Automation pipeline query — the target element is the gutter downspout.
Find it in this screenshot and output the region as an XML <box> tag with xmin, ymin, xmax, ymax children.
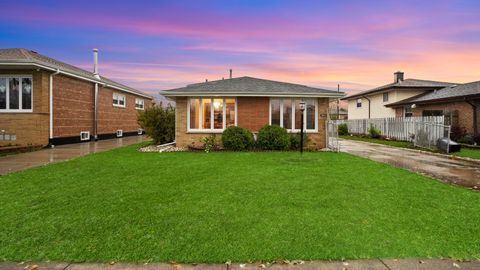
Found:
<box><xmin>49</xmin><ymin>69</ymin><xmax>60</xmax><ymax>144</ymax></box>
<box><xmin>94</xmin><ymin>83</ymin><xmax>99</xmax><ymax>140</ymax></box>
<box><xmin>363</xmin><ymin>96</ymin><xmax>371</xmax><ymax>119</ymax></box>
<box><xmin>466</xmin><ymin>100</ymin><xmax>478</xmax><ymax>135</ymax></box>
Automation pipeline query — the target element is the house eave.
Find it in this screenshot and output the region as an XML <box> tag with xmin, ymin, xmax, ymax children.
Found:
<box><xmin>161</xmin><ymin>92</ymin><xmax>345</xmax><ymax>98</ymax></box>
<box><xmin>0</xmin><ymin>61</ymin><xmax>153</xmax><ymax>99</ymax></box>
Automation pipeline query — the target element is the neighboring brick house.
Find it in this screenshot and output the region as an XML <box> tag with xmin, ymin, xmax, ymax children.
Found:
<box><xmin>386</xmin><ymin>81</ymin><xmax>480</xmax><ymax>135</ymax></box>
<box><xmin>342</xmin><ymin>71</ymin><xmax>455</xmax><ymax>119</ymax></box>
<box><xmin>162</xmin><ymin>76</ymin><xmax>344</xmax><ymax>149</ymax></box>
<box><xmin>0</xmin><ymin>48</ymin><xmax>153</xmax><ymax>148</ymax></box>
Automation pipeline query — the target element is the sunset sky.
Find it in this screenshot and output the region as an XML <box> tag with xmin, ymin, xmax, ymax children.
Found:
<box><xmin>1</xmin><ymin>0</ymin><xmax>479</xmax><ymax>101</ymax></box>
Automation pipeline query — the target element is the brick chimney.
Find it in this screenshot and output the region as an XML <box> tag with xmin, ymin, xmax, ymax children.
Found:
<box><xmin>394</xmin><ymin>71</ymin><xmax>404</xmax><ymax>83</ymax></box>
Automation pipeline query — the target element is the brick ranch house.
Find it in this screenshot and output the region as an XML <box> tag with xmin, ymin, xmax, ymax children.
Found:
<box><xmin>342</xmin><ymin>71</ymin><xmax>455</xmax><ymax>119</ymax></box>
<box><xmin>386</xmin><ymin>80</ymin><xmax>480</xmax><ymax>135</ymax></box>
<box><xmin>162</xmin><ymin>76</ymin><xmax>345</xmax><ymax>149</ymax></box>
<box><xmin>0</xmin><ymin>48</ymin><xmax>153</xmax><ymax>148</ymax></box>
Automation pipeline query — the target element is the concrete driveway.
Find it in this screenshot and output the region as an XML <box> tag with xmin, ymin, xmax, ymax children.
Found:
<box><xmin>0</xmin><ymin>136</ymin><xmax>148</xmax><ymax>175</ymax></box>
<box><xmin>340</xmin><ymin>139</ymin><xmax>480</xmax><ymax>189</ymax></box>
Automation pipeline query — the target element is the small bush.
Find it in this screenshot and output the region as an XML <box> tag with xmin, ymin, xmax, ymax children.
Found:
<box><xmin>290</xmin><ymin>133</ymin><xmax>309</xmax><ymax>150</ymax></box>
<box><xmin>450</xmin><ymin>125</ymin><xmax>467</xmax><ymax>142</ymax></box>
<box><xmin>474</xmin><ymin>134</ymin><xmax>480</xmax><ymax>145</ymax></box>
<box><xmin>338</xmin><ymin>123</ymin><xmax>349</xmax><ymax>136</ymax></box>
<box><xmin>458</xmin><ymin>134</ymin><xmax>475</xmax><ymax>145</ymax></box>
<box><xmin>368</xmin><ymin>124</ymin><xmax>381</xmax><ymax>139</ymax></box>
<box><xmin>221</xmin><ymin>126</ymin><xmax>255</xmax><ymax>151</ymax></box>
<box><xmin>201</xmin><ymin>134</ymin><xmax>218</xmax><ymax>153</ymax></box>
<box><xmin>257</xmin><ymin>125</ymin><xmax>290</xmax><ymax>150</ymax></box>
<box><xmin>137</xmin><ymin>105</ymin><xmax>175</xmax><ymax>145</ymax></box>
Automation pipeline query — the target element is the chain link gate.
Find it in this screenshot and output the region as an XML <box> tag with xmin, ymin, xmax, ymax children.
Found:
<box><xmin>326</xmin><ymin>120</ymin><xmax>340</xmax><ymax>152</ymax></box>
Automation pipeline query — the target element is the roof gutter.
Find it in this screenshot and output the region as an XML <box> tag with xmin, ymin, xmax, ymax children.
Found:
<box><xmin>363</xmin><ymin>96</ymin><xmax>371</xmax><ymax>119</ymax></box>
<box><xmin>0</xmin><ymin>62</ymin><xmax>153</xmax><ymax>99</ymax></box>
<box><xmin>49</xmin><ymin>68</ymin><xmax>60</xmax><ymax>142</ymax></box>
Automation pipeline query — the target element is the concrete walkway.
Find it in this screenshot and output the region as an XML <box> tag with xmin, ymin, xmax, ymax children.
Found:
<box><xmin>340</xmin><ymin>139</ymin><xmax>480</xmax><ymax>189</ymax></box>
<box><xmin>2</xmin><ymin>259</ymin><xmax>480</xmax><ymax>270</ymax></box>
<box><xmin>0</xmin><ymin>136</ymin><xmax>148</xmax><ymax>175</ymax></box>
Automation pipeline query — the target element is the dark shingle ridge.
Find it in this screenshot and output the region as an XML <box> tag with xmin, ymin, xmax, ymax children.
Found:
<box><xmin>0</xmin><ymin>48</ymin><xmax>152</xmax><ymax>98</ymax></box>
<box><xmin>387</xmin><ymin>80</ymin><xmax>480</xmax><ymax>106</ymax></box>
<box><xmin>163</xmin><ymin>76</ymin><xmax>344</xmax><ymax>96</ymax></box>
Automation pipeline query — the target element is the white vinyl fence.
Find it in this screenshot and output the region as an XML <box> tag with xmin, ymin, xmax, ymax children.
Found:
<box><xmin>336</xmin><ymin>116</ymin><xmax>451</xmax><ymax>151</ymax></box>
<box><xmin>326</xmin><ymin>120</ymin><xmax>340</xmax><ymax>152</ymax></box>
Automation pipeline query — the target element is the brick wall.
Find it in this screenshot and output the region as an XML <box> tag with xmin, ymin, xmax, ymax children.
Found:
<box><xmin>174</xmin><ymin>96</ymin><xmax>329</xmax><ymax>149</ymax></box>
<box><xmin>52</xmin><ymin>75</ymin><xmax>95</xmax><ymax>138</ymax></box>
<box><xmin>237</xmin><ymin>97</ymin><xmax>269</xmax><ymax>132</ymax></box>
<box><xmin>412</xmin><ymin>101</ymin><xmax>479</xmax><ymax>134</ymax></box>
<box><xmin>97</xmin><ymin>86</ymin><xmax>152</xmax><ymax>135</ymax></box>
<box><xmin>0</xmin><ymin>69</ymin><xmax>49</xmax><ymax>147</ymax></box>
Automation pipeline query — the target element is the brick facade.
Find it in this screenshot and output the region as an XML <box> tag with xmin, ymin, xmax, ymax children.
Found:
<box><xmin>0</xmin><ymin>69</ymin><xmax>49</xmax><ymax>147</ymax></box>
<box><xmin>175</xmin><ymin>96</ymin><xmax>329</xmax><ymax>150</ymax></box>
<box><xmin>1</xmin><ymin>69</ymin><xmax>152</xmax><ymax>148</ymax></box>
<box><xmin>412</xmin><ymin>101</ymin><xmax>480</xmax><ymax>134</ymax></box>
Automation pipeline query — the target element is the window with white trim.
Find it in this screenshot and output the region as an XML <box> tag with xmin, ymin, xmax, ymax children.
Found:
<box><xmin>113</xmin><ymin>93</ymin><xmax>126</xmax><ymax>107</ymax></box>
<box><xmin>116</xmin><ymin>130</ymin><xmax>123</xmax><ymax>137</ymax></box>
<box><xmin>269</xmin><ymin>98</ymin><xmax>317</xmax><ymax>132</ymax></box>
<box><xmin>404</xmin><ymin>106</ymin><xmax>413</xmax><ymax>118</ymax></box>
<box><xmin>383</xmin><ymin>92</ymin><xmax>389</xmax><ymax>102</ymax></box>
<box><xmin>135</xmin><ymin>98</ymin><xmax>144</xmax><ymax>110</ymax></box>
<box><xmin>356</xmin><ymin>98</ymin><xmax>362</xmax><ymax>108</ymax></box>
<box><xmin>188</xmin><ymin>97</ymin><xmax>236</xmax><ymax>132</ymax></box>
<box><xmin>0</xmin><ymin>75</ymin><xmax>33</xmax><ymax>112</ymax></box>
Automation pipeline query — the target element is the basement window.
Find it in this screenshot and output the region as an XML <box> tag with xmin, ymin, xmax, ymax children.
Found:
<box><xmin>116</xmin><ymin>130</ymin><xmax>123</xmax><ymax>137</ymax></box>
<box><xmin>138</xmin><ymin>129</ymin><xmax>143</xmax><ymax>135</ymax></box>
<box><xmin>0</xmin><ymin>132</ymin><xmax>16</xmax><ymax>141</ymax></box>
<box><xmin>80</xmin><ymin>131</ymin><xmax>90</xmax><ymax>141</ymax></box>
<box><xmin>135</xmin><ymin>98</ymin><xmax>145</xmax><ymax>110</ymax></box>
<box><xmin>113</xmin><ymin>93</ymin><xmax>126</xmax><ymax>108</ymax></box>
<box><xmin>0</xmin><ymin>75</ymin><xmax>33</xmax><ymax>112</ymax></box>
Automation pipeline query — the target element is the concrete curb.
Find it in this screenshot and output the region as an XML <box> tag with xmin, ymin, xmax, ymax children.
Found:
<box><xmin>2</xmin><ymin>259</ymin><xmax>480</xmax><ymax>270</ymax></box>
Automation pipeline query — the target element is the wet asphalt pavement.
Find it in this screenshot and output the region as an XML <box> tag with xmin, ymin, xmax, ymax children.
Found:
<box><xmin>340</xmin><ymin>139</ymin><xmax>480</xmax><ymax>189</ymax></box>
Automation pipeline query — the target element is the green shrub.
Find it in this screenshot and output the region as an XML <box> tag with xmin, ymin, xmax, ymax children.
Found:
<box><xmin>338</xmin><ymin>123</ymin><xmax>349</xmax><ymax>136</ymax></box>
<box><xmin>368</xmin><ymin>124</ymin><xmax>381</xmax><ymax>139</ymax></box>
<box><xmin>290</xmin><ymin>132</ymin><xmax>309</xmax><ymax>150</ymax></box>
<box><xmin>201</xmin><ymin>134</ymin><xmax>218</xmax><ymax>153</ymax></box>
<box><xmin>458</xmin><ymin>134</ymin><xmax>475</xmax><ymax>145</ymax></box>
<box><xmin>221</xmin><ymin>126</ymin><xmax>254</xmax><ymax>151</ymax></box>
<box><xmin>137</xmin><ymin>105</ymin><xmax>175</xmax><ymax>145</ymax></box>
<box><xmin>257</xmin><ymin>125</ymin><xmax>290</xmax><ymax>150</ymax></box>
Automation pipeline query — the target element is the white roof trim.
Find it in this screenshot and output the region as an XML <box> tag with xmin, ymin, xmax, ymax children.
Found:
<box><xmin>0</xmin><ymin>62</ymin><xmax>153</xmax><ymax>99</ymax></box>
<box><xmin>162</xmin><ymin>92</ymin><xmax>345</xmax><ymax>98</ymax></box>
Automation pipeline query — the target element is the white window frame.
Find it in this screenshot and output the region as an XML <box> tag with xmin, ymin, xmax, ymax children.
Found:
<box><xmin>268</xmin><ymin>98</ymin><xmax>318</xmax><ymax>133</ymax></box>
<box><xmin>0</xmin><ymin>75</ymin><xmax>33</xmax><ymax>113</ymax></box>
<box><xmin>186</xmin><ymin>97</ymin><xmax>237</xmax><ymax>133</ymax></box>
<box><xmin>356</xmin><ymin>98</ymin><xmax>362</xmax><ymax>108</ymax></box>
<box><xmin>138</xmin><ymin>128</ymin><xmax>143</xmax><ymax>135</ymax></box>
<box><xmin>404</xmin><ymin>106</ymin><xmax>413</xmax><ymax>118</ymax></box>
<box><xmin>116</xmin><ymin>129</ymin><xmax>123</xmax><ymax>137</ymax></box>
<box><xmin>383</xmin><ymin>92</ymin><xmax>389</xmax><ymax>102</ymax></box>
<box><xmin>113</xmin><ymin>93</ymin><xmax>126</xmax><ymax>108</ymax></box>
<box><xmin>135</xmin><ymin>98</ymin><xmax>144</xmax><ymax>110</ymax></box>
<box><xmin>80</xmin><ymin>131</ymin><xmax>90</xmax><ymax>141</ymax></box>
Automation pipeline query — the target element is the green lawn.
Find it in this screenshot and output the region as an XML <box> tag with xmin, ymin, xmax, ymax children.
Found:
<box><xmin>1</xmin><ymin>144</ymin><xmax>480</xmax><ymax>263</ymax></box>
<box><xmin>340</xmin><ymin>135</ymin><xmax>480</xmax><ymax>160</ymax></box>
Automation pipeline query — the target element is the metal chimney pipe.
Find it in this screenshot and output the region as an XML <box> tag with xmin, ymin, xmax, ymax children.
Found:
<box><xmin>229</xmin><ymin>69</ymin><xmax>232</xmax><ymax>79</ymax></box>
<box><xmin>93</xmin><ymin>48</ymin><xmax>100</xmax><ymax>79</ymax></box>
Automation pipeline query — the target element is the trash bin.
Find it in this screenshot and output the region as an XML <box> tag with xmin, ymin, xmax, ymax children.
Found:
<box><xmin>437</xmin><ymin>138</ymin><xmax>461</xmax><ymax>153</ymax></box>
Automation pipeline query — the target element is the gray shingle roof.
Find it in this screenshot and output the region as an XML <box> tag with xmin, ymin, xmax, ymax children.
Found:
<box><xmin>162</xmin><ymin>76</ymin><xmax>345</xmax><ymax>97</ymax></box>
<box><xmin>342</xmin><ymin>78</ymin><xmax>456</xmax><ymax>100</ymax></box>
<box><xmin>386</xmin><ymin>80</ymin><xmax>480</xmax><ymax>107</ymax></box>
<box><xmin>0</xmin><ymin>48</ymin><xmax>152</xmax><ymax>99</ymax></box>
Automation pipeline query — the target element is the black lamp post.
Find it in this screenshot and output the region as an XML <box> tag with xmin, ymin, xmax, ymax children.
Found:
<box><xmin>299</xmin><ymin>100</ymin><xmax>306</xmax><ymax>155</ymax></box>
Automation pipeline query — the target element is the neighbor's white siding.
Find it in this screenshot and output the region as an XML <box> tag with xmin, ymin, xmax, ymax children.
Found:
<box><xmin>347</xmin><ymin>88</ymin><xmax>428</xmax><ymax>119</ymax></box>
